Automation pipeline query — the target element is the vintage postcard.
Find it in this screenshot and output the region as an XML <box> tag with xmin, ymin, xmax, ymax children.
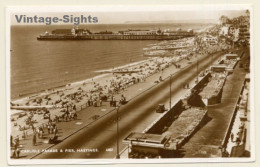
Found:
<box><xmin>6</xmin><ymin>5</ymin><xmax>254</xmax><ymax>164</ymax></box>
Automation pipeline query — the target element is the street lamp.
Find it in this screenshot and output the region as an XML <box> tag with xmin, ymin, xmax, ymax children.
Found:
<box><xmin>115</xmin><ymin>103</ymin><xmax>121</xmax><ymax>159</ymax></box>
<box><xmin>196</xmin><ymin>54</ymin><xmax>199</xmax><ymax>83</ymax></box>
<box><xmin>169</xmin><ymin>74</ymin><xmax>174</xmax><ymax>124</ymax></box>
<box><xmin>169</xmin><ymin>74</ymin><xmax>172</xmax><ymax>109</ymax></box>
<box><xmin>211</xmin><ymin>52</ymin><xmax>213</xmax><ymax>65</ymax></box>
<box><xmin>194</xmin><ymin>38</ymin><xmax>199</xmax><ymax>83</ymax></box>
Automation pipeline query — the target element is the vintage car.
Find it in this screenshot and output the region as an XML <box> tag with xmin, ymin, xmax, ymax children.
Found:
<box><xmin>155</xmin><ymin>104</ymin><xmax>166</xmax><ymax>113</ymax></box>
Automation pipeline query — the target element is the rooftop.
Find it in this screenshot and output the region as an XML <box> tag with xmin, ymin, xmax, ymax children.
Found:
<box><xmin>124</xmin><ymin>132</ymin><xmax>167</xmax><ymax>144</ymax></box>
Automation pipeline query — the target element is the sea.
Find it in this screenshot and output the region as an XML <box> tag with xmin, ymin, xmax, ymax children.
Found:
<box><xmin>10</xmin><ymin>23</ymin><xmax>210</xmax><ymax>100</ymax></box>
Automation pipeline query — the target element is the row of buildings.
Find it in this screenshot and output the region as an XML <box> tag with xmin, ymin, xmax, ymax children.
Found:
<box><xmin>203</xmin><ymin>13</ymin><xmax>250</xmax><ymax>46</ymax></box>
<box><xmin>120</xmin><ymin>28</ymin><xmax>193</xmax><ymax>36</ymax></box>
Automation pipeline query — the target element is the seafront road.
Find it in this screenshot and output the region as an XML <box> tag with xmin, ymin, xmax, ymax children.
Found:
<box><xmin>33</xmin><ymin>49</ymin><xmax>229</xmax><ymax>159</ymax></box>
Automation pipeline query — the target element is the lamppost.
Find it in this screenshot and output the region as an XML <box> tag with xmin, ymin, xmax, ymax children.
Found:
<box><xmin>169</xmin><ymin>74</ymin><xmax>172</xmax><ymax>109</ymax></box>
<box><xmin>196</xmin><ymin>54</ymin><xmax>199</xmax><ymax>83</ymax></box>
<box><xmin>169</xmin><ymin>74</ymin><xmax>174</xmax><ymax>124</ymax></box>
<box><xmin>195</xmin><ymin>37</ymin><xmax>199</xmax><ymax>83</ymax></box>
<box><xmin>211</xmin><ymin>52</ymin><xmax>213</xmax><ymax>65</ymax></box>
<box><xmin>115</xmin><ymin>103</ymin><xmax>121</xmax><ymax>159</ymax></box>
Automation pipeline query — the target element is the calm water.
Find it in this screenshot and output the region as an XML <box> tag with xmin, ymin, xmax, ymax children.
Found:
<box><xmin>10</xmin><ymin>23</ymin><xmax>209</xmax><ymax>99</ymax></box>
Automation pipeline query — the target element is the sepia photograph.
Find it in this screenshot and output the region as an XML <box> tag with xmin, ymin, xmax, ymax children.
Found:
<box><xmin>6</xmin><ymin>5</ymin><xmax>253</xmax><ymax>164</ymax></box>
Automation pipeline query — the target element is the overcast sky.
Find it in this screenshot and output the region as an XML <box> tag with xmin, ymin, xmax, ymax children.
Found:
<box><xmin>10</xmin><ymin>9</ymin><xmax>247</xmax><ymax>25</ymax></box>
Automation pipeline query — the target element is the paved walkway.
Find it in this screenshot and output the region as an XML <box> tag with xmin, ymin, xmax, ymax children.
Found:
<box><xmin>181</xmin><ymin>49</ymin><xmax>248</xmax><ymax>158</ymax></box>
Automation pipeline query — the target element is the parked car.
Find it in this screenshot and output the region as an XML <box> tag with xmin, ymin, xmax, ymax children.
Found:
<box><xmin>156</xmin><ymin>104</ymin><xmax>166</xmax><ymax>113</ymax></box>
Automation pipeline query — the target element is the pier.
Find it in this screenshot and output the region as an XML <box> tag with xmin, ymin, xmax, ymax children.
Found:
<box><xmin>37</xmin><ymin>34</ymin><xmax>194</xmax><ymax>40</ymax></box>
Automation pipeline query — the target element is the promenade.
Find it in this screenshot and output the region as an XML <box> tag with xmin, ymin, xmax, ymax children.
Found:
<box><xmin>11</xmin><ymin>49</ymin><xmax>204</xmax><ymax>159</ymax></box>
<box><xmin>34</xmin><ymin>49</ymin><xmax>228</xmax><ymax>159</ymax></box>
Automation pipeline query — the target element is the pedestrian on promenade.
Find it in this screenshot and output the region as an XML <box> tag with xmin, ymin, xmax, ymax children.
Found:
<box><xmin>39</xmin><ymin>128</ymin><xmax>43</xmax><ymax>139</ymax></box>
<box><xmin>100</xmin><ymin>99</ymin><xmax>102</xmax><ymax>106</ymax></box>
<box><xmin>50</xmin><ymin>125</ymin><xmax>53</xmax><ymax>134</ymax></box>
<box><xmin>159</xmin><ymin>76</ymin><xmax>163</xmax><ymax>82</ymax></box>
<box><xmin>231</xmin><ymin>133</ymin><xmax>234</xmax><ymax>142</ymax></box>
<box><xmin>10</xmin><ymin>135</ymin><xmax>13</xmax><ymax>147</ymax></box>
<box><xmin>15</xmin><ymin>136</ymin><xmax>19</xmax><ymax>146</ymax></box>
<box><xmin>53</xmin><ymin>126</ymin><xmax>58</xmax><ymax>136</ymax></box>
<box><xmin>31</xmin><ymin>124</ymin><xmax>35</xmax><ymax>131</ymax></box>
<box><xmin>33</xmin><ymin>133</ymin><xmax>37</xmax><ymax>146</ymax></box>
<box><xmin>93</xmin><ymin>100</ymin><xmax>97</xmax><ymax>107</ymax></box>
<box><xmin>120</xmin><ymin>95</ymin><xmax>126</xmax><ymax>105</ymax></box>
<box><xmin>47</xmin><ymin>124</ymin><xmax>50</xmax><ymax>134</ymax></box>
<box><xmin>235</xmin><ymin>136</ymin><xmax>241</xmax><ymax>146</ymax></box>
<box><xmin>12</xmin><ymin>145</ymin><xmax>20</xmax><ymax>159</ymax></box>
<box><xmin>113</xmin><ymin>96</ymin><xmax>116</xmax><ymax>102</ymax></box>
<box><xmin>36</xmin><ymin>127</ymin><xmax>40</xmax><ymax>138</ymax></box>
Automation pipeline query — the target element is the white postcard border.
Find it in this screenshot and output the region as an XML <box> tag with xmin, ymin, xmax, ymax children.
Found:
<box><xmin>6</xmin><ymin>5</ymin><xmax>255</xmax><ymax>165</ymax></box>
